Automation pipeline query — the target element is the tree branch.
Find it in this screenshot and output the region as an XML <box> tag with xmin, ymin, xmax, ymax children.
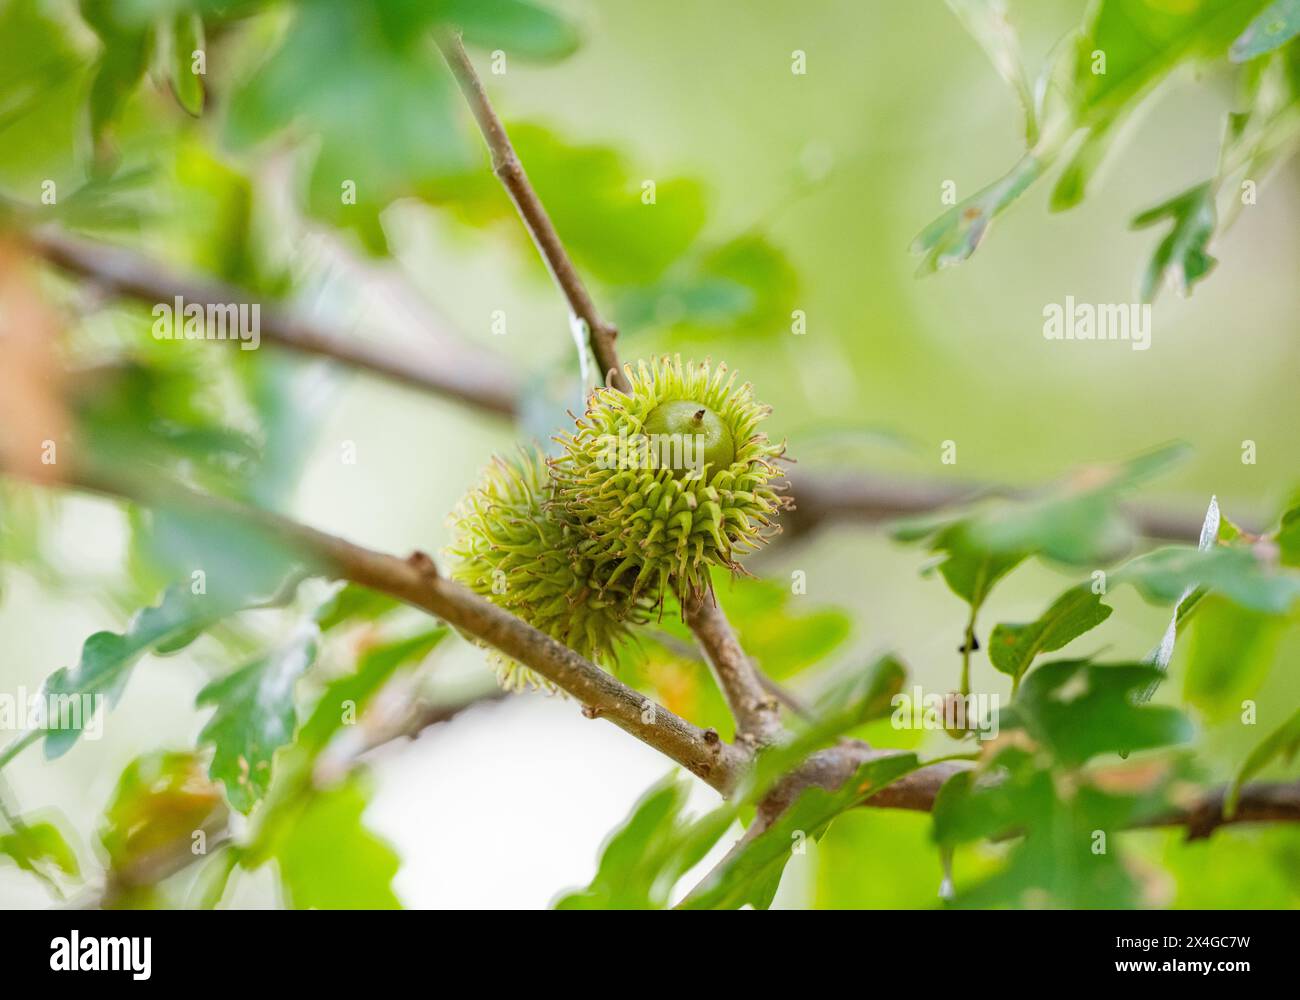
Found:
<box><xmin>682</xmin><ymin>590</ymin><xmax>783</xmax><ymax>749</ymax></box>
<box><xmin>794</xmin><ymin>745</ymin><xmax>1300</xmax><ymax>839</ymax></box>
<box><xmin>34</xmin><ymin>466</ymin><xmax>747</xmax><ymax>795</ymax></box>
<box><xmin>26</xmin><ymin>229</ymin><xmax>520</xmax><ymax>417</ymax></box>
<box><xmin>780</xmin><ymin>470</ymin><xmax>1226</xmax><ymax>545</ymax></box>
<box><xmin>436</xmin><ymin>32</ymin><xmax>629</xmax><ymax>393</ymax></box>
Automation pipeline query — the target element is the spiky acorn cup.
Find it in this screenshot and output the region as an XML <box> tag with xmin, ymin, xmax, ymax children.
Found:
<box><xmin>447</xmin><ymin>449</ymin><xmax>654</xmax><ymax>691</ymax></box>
<box><xmin>550</xmin><ymin>356</ymin><xmax>788</xmax><ymax>608</ymax></box>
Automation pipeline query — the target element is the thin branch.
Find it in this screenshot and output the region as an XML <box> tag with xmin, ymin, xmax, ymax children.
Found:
<box><xmin>26</xmin><ymin>229</ymin><xmax>520</xmax><ymax>417</ymax></box>
<box><xmin>682</xmin><ymin>590</ymin><xmax>784</xmax><ymax>749</ymax></box>
<box><xmin>436</xmin><ymin>32</ymin><xmax>629</xmax><ymax>393</ymax></box>
<box><xmin>781</xmin><ymin>470</ymin><xmax>1237</xmax><ymax>545</ymax></box>
<box><xmin>755</xmin><ymin>743</ymin><xmax>1300</xmax><ymax>838</ymax></box>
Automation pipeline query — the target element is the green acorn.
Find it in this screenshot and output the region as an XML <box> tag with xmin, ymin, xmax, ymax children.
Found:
<box><xmin>446</xmin><ymin>449</ymin><xmax>653</xmax><ymax>691</ymax></box>
<box><xmin>550</xmin><ymin>355</ymin><xmax>788</xmax><ymax>606</ymax></box>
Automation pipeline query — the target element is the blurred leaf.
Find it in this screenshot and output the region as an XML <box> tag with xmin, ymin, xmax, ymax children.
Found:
<box><xmin>80</xmin><ymin>0</ymin><xmax>155</xmax><ymax>149</ymax></box>
<box><xmin>928</xmin><ymin>521</ymin><xmax>1027</xmax><ymax>611</ymax></box>
<box><xmin>719</xmin><ymin>576</ymin><xmax>852</xmax><ymax>680</ymax></box>
<box><xmin>314</xmin><ymin>583</ymin><xmax>402</xmax><ymax>632</ymax></box>
<box><xmin>1183</xmin><ymin>596</ymin><xmax>1283</xmax><ymax>719</ymax></box>
<box><xmin>616</xmin><ymin>234</ymin><xmax>799</xmax><ymax>340</ymax></box>
<box><xmin>910</xmin><ymin>153</ymin><xmax>1044</xmax><ymax>274</ymax></box>
<box><xmin>554</xmin><ymin>775</ymin><xmax>732</xmax><ymax>909</ymax></box>
<box><xmin>425</xmin><ymin>123</ymin><xmax>708</xmax><ymax>285</ymax></box>
<box><xmin>1226</xmin><ymin>705</ymin><xmax>1300</xmax><ymax>816</ymax></box>
<box><xmin>0</xmin><ymin>818</ymin><xmax>81</xmax><ymax>880</ymax></box>
<box><xmin>227</xmin><ymin>0</ymin><xmax>471</xmax><ymax>251</ymax></box>
<box><xmin>273</xmin><ymin>775</ymin><xmax>401</xmax><ymax>909</ymax></box>
<box><xmin>1115</xmin><ymin>544</ymin><xmax>1300</xmax><ymax>614</ymax></box>
<box><xmin>810</xmin><ymin>655</ymin><xmax>908</xmax><ymax>729</ymax></box>
<box><xmin>168</xmin><ymin>12</ymin><xmax>205</xmax><ymax>116</ymax></box>
<box><xmin>1071</xmin><ymin>0</ymin><xmax>1266</xmax><ymax>127</ymax></box>
<box><xmin>998</xmin><ymin>660</ymin><xmax>1193</xmax><ymax>767</ymax></box>
<box><xmin>197</xmin><ymin>623</ymin><xmax>321</xmax><ymax>813</ymax></box>
<box><xmin>932</xmin><ymin>746</ymin><xmax>1160</xmax><ymax>907</ymax></box>
<box><xmin>969</xmin><ymin>444</ymin><xmax>1191</xmax><ymax>564</ymax></box>
<box><xmin>445</xmin><ymin>0</ymin><xmax>580</xmax><ymax>61</ymax></box>
<box><xmin>31</xmin><ymin>585</ymin><xmax>230</xmax><ymax>761</ymax></box>
<box><xmin>1162</xmin><ymin>824</ymin><xmax>1300</xmax><ymax>906</ymax></box>
<box><xmin>137</xmin><ymin>500</ymin><xmax>313</xmax><ymax>606</ymax></box>
<box><xmin>1277</xmin><ymin>502</ymin><xmax>1300</xmax><ymax>568</ymax></box>
<box><xmin>0</xmin><ymin>0</ymin><xmax>87</xmax><ymax>192</ymax></box>
<box><xmin>815</xmin><ymin>808</ymin><xmax>997</xmax><ymax>908</ymax></box>
<box><xmin>1131</xmin><ymin>182</ymin><xmax>1217</xmax><ymax>302</ymax></box>
<box><xmin>1231</xmin><ymin>0</ymin><xmax>1300</xmax><ymax>61</ymax></box>
<box><xmin>989</xmin><ymin>583</ymin><xmax>1112</xmax><ymax>685</ymax></box>
<box><xmin>680</xmin><ymin>753</ymin><xmax>925</xmax><ymax>910</ymax></box>
<box><xmin>298</xmin><ymin>627</ymin><xmax>448</xmax><ymax>754</ymax></box>
<box><xmin>99</xmin><ymin>750</ymin><xmax>227</xmax><ymax>881</ymax></box>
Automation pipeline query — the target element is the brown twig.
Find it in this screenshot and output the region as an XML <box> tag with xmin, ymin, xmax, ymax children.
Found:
<box><xmin>26</xmin><ymin>229</ymin><xmax>520</xmax><ymax>417</ymax></box>
<box><xmin>436</xmin><ymin>32</ymin><xmax>629</xmax><ymax>393</ymax></box>
<box><xmin>682</xmin><ymin>590</ymin><xmax>784</xmax><ymax>750</ymax></box>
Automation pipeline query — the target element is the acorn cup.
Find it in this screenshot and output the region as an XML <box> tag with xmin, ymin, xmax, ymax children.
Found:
<box><xmin>446</xmin><ymin>448</ymin><xmax>655</xmax><ymax>691</ymax></box>
<box><xmin>550</xmin><ymin>355</ymin><xmax>789</xmax><ymax>609</ymax></box>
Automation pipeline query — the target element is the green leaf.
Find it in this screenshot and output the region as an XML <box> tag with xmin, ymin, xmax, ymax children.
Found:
<box><xmin>27</xmin><ymin>585</ymin><xmax>227</xmax><ymax>762</ymax></box>
<box><xmin>1050</xmin><ymin>112</ymin><xmax>1125</xmax><ymax>211</ymax></box>
<box><xmin>554</xmin><ymin>775</ymin><xmax>732</xmax><ymax>910</ymax></box>
<box><xmin>80</xmin><ymin>0</ymin><xmax>154</xmax><ymax>146</ymax></box>
<box><xmin>919</xmin><ymin>0</ymin><xmax>1269</xmax><ymax>269</ymax></box>
<box><xmin>1131</xmin><ymin>182</ymin><xmax>1217</xmax><ymax>302</ymax></box>
<box><xmin>1183</xmin><ymin>596</ymin><xmax>1283</xmax><ymax>719</ymax></box>
<box><xmin>999</xmin><ymin>660</ymin><xmax>1193</xmax><ymax>767</ymax></box>
<box><xmin>443</xmin><ymin>0</ymin><xmax>580</xmax><ymax>61</ymax></box>
<box><xmin>168</xmin><ymin>12</ymin><xmax>205</xmax><ymax>116</ymax></box>
<box><xmin>1073</xmin><ymin>0</ymin><xmax>1267</xmax><ymax>125</ymax></box>
<box><xmin>1115</xmin><ymin>544</ymin><xmax>1300</xmax><ymax>614</ymax></box>
<box><xmin>0</xmin><ymin>819</ymin><xmax>80</xmax><ymax>879</ymax></box>
<box><xmin>314</xmin><ymin>583</ymin><xmax>402</xmax><ymax>632</ymax></box>
<box><xmin>721</xmin><ymin>577</ymin><xmax>852</xmax><ymax>680</ymax></box>
<box><xmin>679</xmin><ymin>753</ymin><xmax>927</xmax><ymax>910</ymax></box>
<box><xmin>1231</xmin><ymin>0</ymin><xmax>1300</xmax><ymax>61</ymax></box>
<box><xmin>989</xmin><ymin>583</ymin><xmax>1113</xmax><ymax>685</ymax></box>
<box><xmin>226</xmin><ymin>0</ymin><xmax>471</xmax><ymax>251</ymax></box>
<box><xmin>616</xmin><ymin>235</ymin><xmax>799</xmax><ymax>340</ymax></box>
<box><xmin>426</xmin><ymin>123</ymin><xmax>708</xmax><ymax>285</ymax></box>
<box><xmin>0</xmin><ymin>0</ymin><xmax>88</xmax><ymax>191</ymax></box>
<box><xmin>929</xmin><ymin>522</ymin><xmax>1027</xmax><ymax>612</ymax></box>
<box><xmin>932</xmin><ymin>747</ymin><xmax>1158</xmax><ymax>907</ymax></box>
<box><xmin>968</xmin><ymin>443</ymin><xmax>1191</xmax><ymax>565</ymax></box>
<box><xmin>197</xmin><ymin>623</ymin><xmax>321</xmax><ymax>814</ymax></box>
<box><xmin>1278</xmin><ymin>503</ymin><xmax>1300</xmax><ymax>568</ymax></box>
<box><xmin>297</xmin><ymin>628</ymin><xmax>448</xmax><ymax>755</ymax></box>
<box><xmin>273</xmin><ymin>775</ymin><xmax>401</xmax><ymax>909</ymax></box>
<box><xmin>910</xmin><ymin>153</ymin><xmax>1044</xmax><ymax>274</ymax></box>
<box><xmin>1226</xmin><ymin>706</ymin><xmax>1300</xmax><ymax>816</ymax></box>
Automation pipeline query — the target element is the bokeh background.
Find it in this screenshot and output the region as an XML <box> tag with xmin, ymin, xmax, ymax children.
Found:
<box><xmin>2</xmin><ymin>0</ymin><xmax>1298</xmax><ymax>907</ymax></box>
